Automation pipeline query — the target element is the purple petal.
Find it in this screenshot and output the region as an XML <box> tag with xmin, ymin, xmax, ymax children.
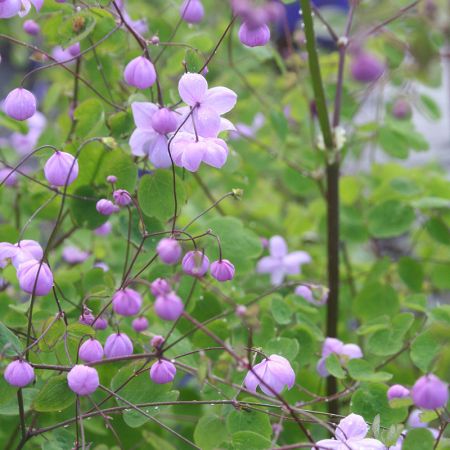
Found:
<box><xmin>269</xmin><ymin>235</ymin><xmax>288</xmax><ymax>258</ymax></box>
<box><xmin>313</xmin><ymin>439</ymin><xmax>341</xmax><ymax>450</ymax></box>
<box><xmin>243</xmin><ymin>370</ymin><xmax>259</xmax><ymax>393</ymax></box>
<box><xmin>316</xmin><ymin>357</ymin><xmax>329</xmax><ymax>377</ymax></box>
<box><xmin>181</xmin><ymin>141</ymin><xmax>206</xmax><ymax>172</ymax></box>
<box><xmin>283</xmin><ymin>251</ymin><xmax>312</xmax><ymax>275</ymax></box>
<box><xmin>149</xmin><ymin>134</ymin><xmax>171</xmax><ymax>168</ymax></box>
<box><xmin>0</xmin><ymin>0</ymin><xmax>21</xmax><ymax>18</ymax></box>
<box><xmin>341</xmin><ymin>344</ymin><xmax>363</xmax><ymax>360</ymax></box>
<box><xmin>129</xmin><ymin>128</ymin><xmax>159</xmax><ymax>157</ymax></box>
<box><xmin>335</xmin><ymin>413</ymin><xmax>368</xmax><ymax>441</ymax></box>
<box><xmin>219</xmin><ymin>118</ymin><xmax>236</xmax><ymax>132</ymax></box>
<box><xmin>355</xmin><ymin>438</ymin><xmax>386</xmax><ymax>450</ymax></box>
<box><xmin>131</xmin><ymin>102</ymin><xmax>158</xmax><ymax>129</ymax></box>
<box><xmin>270</xmin><ymin>269</ymin><xmax>285</xmax><ymax>286</ymax></box>
<box><xmin>322</xmin><ymin>338</ymin><xmax>344</xmax><ymax>357</ymax></box>
<box><xmin>202</xmin><ymin>138</ymin><xmax>228</xmax><ymax>169</ymax></box>
<box><xmin>203</xmin><ymin>86</ymin><xmax>237</xmax><ymax>114</ymax></box>
<box><xmin>256</xmin><ymin>256</ymin><xmax>279</xmax><ymax>274</ymax></box>
<box><xmin>30</xmin><ymin>0</ymin><xmax>43</xmax><ymax>11</ymax></box>
<box><xmin>178</xmin><ymin>73</ymin><xmax>208</xmax><ymax>106</ymax></box>
<box><xmin>194</xmin><ymin>106</ymin><xmax>221</xmax><ymax>138</ymax></box>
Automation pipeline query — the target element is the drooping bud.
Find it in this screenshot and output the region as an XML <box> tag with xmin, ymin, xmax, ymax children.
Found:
<box><xmin>17</xmin><ymin>259</ymin><xmax>53</xmax><ymax>296</ymax></box>
<box><xmin>180</xmin><ymin>0</ymin><xmax>204</xmax><ymax>24</ymax></box>
<box><xmin>92</xmin><ymin>316</ymin><xmax>108</xmax><ymax>330</ymax></box>
<box><xmin>387</xmin><ymin>384</ymin><xmax>410</xmax><ymax>400</ymax></box>
<box><xmin>104</xmin><ymin>332</ymin><xmax>133</xmax><ymax>358</ymax></box>
<box><xmin>113</xmin><ymin>189</ymin><xmax>132</xmax><ymax>206</ymax></box>
<box><xmin>182</xmin><ymin>250</ymin><xmax>209</xmax><ymax>277</ymax></box>
<box><xmin>67</xmin><ymin>365</ymin><xmax>99</xmax><ymax>396</ymax></box>
<box><xmin>124</xmin><ymin>56</ymin><xmax>157</xmax><ymax>90</ymax></box>
<box><xmin>238</xmin><ymin>22</ymin><xmax>270</xmax><ymax>48</ymax></box>
<box><xmin>150</xmin><ymin>360</ymin><xmax>176</xmax><ymax>384</ymax></box>
<box><xmin>150</xmin><ymin>278</ymin><xmax>171</xmax><ymax>297</ymax></box>
<box><xmin>151</xmin><ymin>335</ymin><xmax>165</xmax><ymax>348</ymax></box>
<box><xmin>132</xmin><ymin>316</ymin><xmax>149</xmax><ymax>332</ymax></box>
<box><xmin>154</xmin><ymin>292</ymin><xmax>184</xmax><ymax>321</ymax></box>
<box><xmin>4</xmin><ymin>360</ymin><xmax>35</xmax><ymax>387</ymax></box>
<box><xmin>96</xmin><ymin>199</ymin><xmax>119</xmax><ymax>216</ymax></box>
<box><xmin>68</xmin><ymin>42</ymin><xmax>81</xmax><ymax>57</ymax></box>
<box><xmin>350</xmin><ymin>52</ymin><xmax>385</xmax><ymax>83</ymax></box>
<box><xmin>151</xmin><ymin>107</ymin><xmax>178</xmax><ymax>135</ymax></box>
<box><xmin>106</xmin><ymin>175</ymin><xmax>117</xmax><ymax>184</ymax></box>
<box><xmin>78</xmin><ymin>338</ymin><xmax>104</xmax><ymax>363</ymax></box>
<box><xmin>44</xmin><ymin>151</ymin><xmax>79</xmax><ymax>187</ymax></box>
<box><xmin>23</xmin><ymin>20</ymin><xmax>40</xmax><ymax>36</ymax></box>
<box><xmin>210</xmin><ymin>259</ymin><xmax>235</xmax><ymax>282</ymax></box>
<box><xmin>156</xmin><ymin>238</ymin><xmax>182</xmax><ymax>265</ymax></box>
<box><xmin>79</xmin><ymin>308</ymin><xmax>95</xmax><ymax>326</ymax></box>
<box><xmin>112</xmin><ymin>288</ymin><xmax>142</xmax><ymax>316</ymax></box>
<box><xmin>411</xmin><ymin>374</ymin><xmax>448</xmax><ymax>410</ymax></box>
<box><xmin>4</xmin><ymin>88</ymin><xmax>37</xmax><ymax>121</ymax></box>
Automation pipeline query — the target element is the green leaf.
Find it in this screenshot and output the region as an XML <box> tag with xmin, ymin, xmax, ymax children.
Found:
<box><xmin>100</xmin><ymin>149</ymin><xmax>137</xmax><ymax>192</ymax></box>
<box><xmin>33</xmin><ymin>375</ymin><xmax>75</xmax><ymax>412</ymax></box>
<box><xmin>58</xmin><ymin>11</ymin><xmax>96</xmax><ymax>47</ymax></box>
<box><xmin>0</xmin><ymin>321</ymin><xmax>23</xmax><ymax>356</ymax></box>
<box><xmin>231</xmin><ymin>431</ymin><xmax>272</xmax><ymax>450</ymax></box>
<box><xmin>425</xmin><ymin>218</ymin><xmax>450</xmax><ymax>246</ymax></box>
<box><xmin>184</xmin><ymin>49</ymin><xmax>204</xmax><ymax>72</ymax></box>
<box><xmin>265</xmin><ymin>337</ymin><xmax>299</xmax><ymax>360</ymax></box>
<box><xmin>403</xmin><ymin>428</ymin><xmax>435</xmax><ymax>450</ymax></box>
<box><xmin>368</xmin><ymin>200</ymin><xmax>415</xmax><ymax>238</ymax></box>
<box><xmin>347</xmin><ymin>359</ymin><xmax>392</xmax><ymax>382</ymax></box>
<box><xmin>39</xmin><ymin>317</ymin><xmax>65</xmax><ymax>351</ymax></box>
<box><xmin>194</xmin><ymin>415</ymin><xmax>227</xmax><ymax>450</ymax></box>
<box><xmin>398</xmin><ymin>257</ymin><xmax>424</xmax><ymax>292</ymax></box>
<box><xmin>325</xmin><ymin>353</ymin><xmax>346</xmax><ymax>379</ymax></box>
<box><xmin>410</xmin><ymin>330</ymin><xmax>439</xmax><ymax>372</ymax></box>
<box><xmin>69</xmin><ymin>185</ymin><xmax>106</xmax><ymax>230</ymax></box>
<box><xmin>412</xmin><ymin>197</ymin><xmax>450</xmax><ymax>209</ymax></box>
<box><xmin>354</xmin><ymin>282</ymin><xmax>399</xmax><ymax>321</ymax></box>
<box><xmin>0</xmin><ymin>111</ymin><xmax>29</xmax><ymax>134</ymax></box>
<box><xmin>226</xmin><ymin>406</ymin><xmax>272</xmax><ymax>438</ymax></box>
<box><xmin>73</xmin><ymin>98</ymin><xmax>105</xmax><ymax>138</ymax></box>
<box><xmin>138</xmin><ymin>171</ymin><xmax>185</xmax><ymax>222</ymax></box>
<box><xmin>418</xmin><ymin>94</ymin><xmax>441</xmax><ymax>120</ymax></box>
<box><xmin>351</xmin><ymin>383</ymin><xmax>408</xmax><ymax>426</ymax></box>
<box><xmin>271</xmin><ymin>296</ymin><xmax>292</xmax><ymax>325</ymax></box>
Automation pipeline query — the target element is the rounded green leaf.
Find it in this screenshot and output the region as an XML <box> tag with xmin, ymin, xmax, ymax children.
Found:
<box><xmin>368</xmin><ymin>200</ymin><xmax>415</xmax><ymax>238</ymax></box>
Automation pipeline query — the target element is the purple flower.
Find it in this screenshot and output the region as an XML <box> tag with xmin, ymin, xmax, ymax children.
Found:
<box><xmin>151</xmin><ymin>335</ymin><xmax>165</xmax><ymax>348</ymax></box>
<box><xmin>12</xmin><ymin>240</ymin><xmax>43</xmax><ymax>268</ymax></box>
<box><xmin>17</xmin><ymin>259</ymin><xmax>53</xmax><ymax>296</ymax></box>
<box><xmin>0</xmin><ymin>167</ymin><xmax>18</xmax><ymax>187</ymax></box>
<box><xmin>23</xmin><ymin>19</ymin><xmax>40</xmax><ymax>35</ymax></box>
<box><xmin>113</xmin><ymin>189</ymin><xmax>132</xmax><ymax>206</ymax></box>
<box><xmin>112</xmin><ymin>288</ymin><xmax>142</xmax><ymax>316</ymax></box>
<box><xmin>392</xmin><ymin>98</ymin><xmax>411</xmax><ymax>120</ymax></box>
<box><xmin>93</xmin><ymin>316</ymin><xmax>108</xmax><ymax>330</ymax></box>
<box><xmin>0</xmin><ymin>0</ymin><xmax>41</xmax><ymax>18</ymax></box>
<box><xmin>150</xmin><ymin>278</ymin><xmax>171</xmax><ymax>297</ymax></box>
<box><xmin>350</xmin><ymin>52</ymin><xmax>385</xmax><ymax>83</ymax></box>
<box><xmin>230</xmin><ymin>113</ymin><xmax>265</xmax><ymax>140</ymax></box>
<box><xmin>94</xmin><ymin>222</ymin><xmax>112</xmax><ymax>236</ymax></box>
<box><xmin>106</xmin><ymin>175</ymin><xmax>117</xmax><ymax>184</ymax></box>
<box><xmin>154</xmin><ymin>292</ymin><xmax>184</xmax><ymax>321</ymax></box>
<box><xmin>257</xmin><ymin>236</ymin><xmax>311</xmax><ymax>286</ymax></box>
<box><xmin>129</xmin><ymin>103</ymin><xmax>178</xmax><ymax>168</ymax></box>
<box><xmin>68</xmin><ymin>43</ymin><xmax>80</xmax><ymax>57</ymax></box>
<box><xmin>238</xmin><ymin>22</ymin><xmax>271</xmax><ymax>47</ymax></box>
<box><xmin>180</xmin><ymin>0</ymin><xmax>204</xmax><ymax>23</ymax></box>
<box><xmin>150</xmin><ymin>359</ymin><xmax>176</xmax><ymax>384</ymax></box>
<box><xmin>79</xmin><ymin>308</ymin><xmax>95</xmax><ymax>326</ymax></box>
<box><xmin>315</xmin><ymin>413</ymin><xmax>385</xmax><ymax>450</ymax></box>
<box><xmin>44</xmin><ymin>151</ymin><xmax>79</xmax><ymax>187</ymax></box>
<box><xmin>78</xmin><ymin>338</ymin><xmax>104</xmax><ymax>363</ymax></box>
<box><xmin>124</xmin><ymin>56</ymin><xmax>157</xmax><ymax>90</ymax></box>
<box><xmin>244</xmin><ymin>354</ymin><xmax>295</xmax><ymax>396</ymax></box>
<box><xmin>411</xmin><ymin>374</ymin><xmax>448</xmax><ymax>410</ymax></box>
<box><xmin>62</xmin><ymin>246</ymin><xmax>90</xmax><ymax>265</ymax></box>
<box><xmin>316</xmin><ymin>337</ymin><xmax>363</xmax><ymax>377</ymax></box>
<box><xmin>10</xmin><ymin>111</ymin><xmax>46</xmax><ymax>156</ymax></box>
<box><xmin>3</xmin><ymin>88</ymin><xmax>37</xmax><ymax>121</ymax></box>
<box><xmin>182</xmin><ymin>250</ymin><xmax>209</xmax><ymax>277</ymax></box>
<box><xmin>4</xmin><ymin>360</ymin><xmax>35</xmax><ymax>387</ymax></box>
<box><xmin>210</xmin><ymin>259</ymin><xmax>235</xmax><ymax>282</ymax></box>
<box><xmin>177</xmin><ymin>73</ymin><xmax>237</xmax><ymax>138</ymax></box>
<box><xmin>235</xmin><ymin>305</ymin><xmax>247</xmax><ymax>317</ymax></box>
<box><xmin>132</xmin><ymin>316</ymin><xmax>149</xmax><ymax>332</ymax></box>
<box><xmin>115</xmin><ymin>0</ymin><xmax>148</xmax><ymax>35</ymax></box>
<box><xmin>295</xmin><ymin>285</ymin><xmax>327</xmax><ymax>306</ymax></box>
<box><xmin>96</xmin><ymin>199</ymin><xmax>120</xmax><ymax>216</ymax></box>
<box><xmin>104</xmin><ymin>332</ymin><xmax>133</xmax><ymax>358</ymax></box>
<box><xmin>67</xmin><ymin>365</ymin><xmax>99</xmax><ymax>396</ymax></box>
<box><xmin>156</xmin><ymin>238</ymin><xmax>182</xmax><ymax>265</ymax></box>
<box><xmin>387</xmin><ymin>384</ymin><xmax>410</xmax><ymax>400</ymax></box>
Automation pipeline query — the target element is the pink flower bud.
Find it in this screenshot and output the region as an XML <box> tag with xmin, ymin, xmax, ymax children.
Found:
<box><xmin>150</xmin><ymin>278</ymin><xmax>171</xmax><ymax>297</ymax></box>
<box><xmin>392</xmin><ymin>98</ymin><xmax>411</xmax><ymax>120</ymax></box>
<box><xmin>182</xmin><ymin>250</ymin><xmax>209</xmax><ymax>277</ymax></box>
<box><xmin>94</xmin><ymin>222</ymin><xmax>112</xmax><ymax>236</ymax></box>
<box><xmin>17</xmin><ymin>259</ymin><xmax>53</xmax><ymax>296</ymax></box>
<box><xmin>350</xmin><ymin>52</ymin><xmax>385</xmax><ymax>83</ymax></box>
<box><xmin>67</xmin><ymin>364</ymin><xmax>99</xmax><ymax>396</ymax></box>
<box><xmin>412</xmin><ymin>374</ymin><xmax>448</xmax><ymax>410</ymax></box>
<box><xmin>151</xmin><ymin>108</ymin><xmax>178</xmax><ymax>135</ymax></box>
<box><xmin>295</xmin><ymin>285</ymin><xmax>314</xmax><ymax>303</ymax></box>
<box><xmin>23</xmin><ymin>20</ymin><xmax>40</xmax><ymax>36</ymax></box>
<box><xmin>96</xmin><ymin>199</ymin><xmax>119</xmax><ymax>216</ymax></box>
<box><xmin>387</xmin><ymin>384</ymin><xmax>410</xmax><ymax>400</ymax></box>
<box><xmin>238</xmin><ymin>22</ymin><xmax>270</xmax><ymax>48</ymax></box>
<box><xmin>4</xmin><ymin>360</ymin><xmax>35</xmax><ymax>387</ymax></box>
<box><xmin>132</xmin><ymin>316</ymin><xmax>149</xmax><ymax>332</ymax></box>
<box><xmin>44</xmin><ymin>151</ymin><xmax>79</xmax><ymax>187</ymax></box>
<box><xmin>150</xmin><ymin>35</ymin><xmax>160</xmax><ymax>45</ymax></box>
<box><xmin>104</xmin><ymin>332</ymin><xmax>133</xmax><ymax>358</ymax></box>
<box><xmin>106</xmin><ymin>175</ymin><xmax>117</xmax><ymax>184</ymax></box>
<box><xmin>113</xmin><ymin>189</ymin><xmax>132</xmax><ymax>206</ymax></box>
<box><xmin>4</xmin><ymin>88</ymin><xmax>37</xmax><ymax>121</ymax></box>
<box><xmin>156</xmin><ymin>238</ymin><xmax>182</xmax><ymax>265</ymax></box>
<box><xmin>180</xmin><ymin>0</ymin><xmax>204</xmax><ymax>24</ymax></box>
<box><xmin>150</xmin><ymin>360</ymin><xmax>176</xmax><ymax>384</ymax></box>
<box><xmin>154</xmin><ymin>292</ymin><xmax>184</xmax><ymax>321</ymax></box>
<box><xmin>151</xmin><ymin>335</ymin><xmax>165</xmax><ymax>348</ymax></box>
<box><xmin>68</xmin><ymin>43</ymin><xmax>80</xmax><ymax>57</ymax></box>
<box><xmin>79</xmin><ymin>309</ymin><xmax>95</xmax><ymax>326</ymax></box>
<box><xmin>93</xmin><ymin>316</ymin><xmax>108</xmax><ymax>330</ymax></box>
<box><xmin>78</xmin><ymin>338</ymin><xmax>104</xmax><ymax>363</ymax></box>
<box><xmin>124</xmin><ymin>56</ymin><xmax>157</xmax><ymax>90</ymax></box>
<box><xmin>235</xmin><ymin>305</ymin><xmax>247</xmax><ymax>317</ymax></box>
<box><xmin>0</xmin><ymin>167</ymin><xmax>18</xmax><ymax>187</ymax></box>
<box><xmin>210</xmin><ymin>259</ymin><xmax>235</xmax><ymax>282</ymax></box>
<box><xmin>112</xmin><ymin>288</ymin><xmax>142</xmax><ymax>316</ymax></box>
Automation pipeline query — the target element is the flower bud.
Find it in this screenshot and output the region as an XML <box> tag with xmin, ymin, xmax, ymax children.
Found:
<box><xmin>150</xmin><ymin>278</ymin><xmax>171</xmax><ymax>297</ymax></box>
<box><xmin>151</xmin><ymin>108</ymin><xmax>178</xmax><ymax>135</ymax></box>
<box><xmin>23</xmin><ymin>20</ymin><xmax>40</xmax><ymax>36</ymax></box>
<box><xmin>150</xmin><ymin>360</ymin><xmax>176</xmax><ymax>384</ymax></box>
<box><xmin>79</xmin><ymin>309</ymin><xmax>95</xmax><ymax>326</ymax></box>
<box><xmin>180</xmin><ymin>0</ymin><xmax>204</xmax><ymax>24</ymax></box>
<box><xmin>387</xmin><ymin>384</ymin><xmax>410</xmax><ymax>400</ymax></box>
<box><xmin>44</xmin><ymin>151</ymin><xmax>79</xmax><ymax>187</ymax></box>
<box><xmin>104</xmin><ymin>332</ymin><xmax>133</xmax><ymax>358</ymax></box>
<box><xmin>151</xmin><ymin>335</ymin><xmax>165</xmax><ymax>348</ymax></box>
<box><xmin>350</xmin><ymin>52</ymin><xmax>385</xmax><ymax>83</ymax></box>
<box><xmin>112</xmin><ymin>288</ymin><xmax>142</xmax><ymax>317</ymax></box>
<box><xmin>182</xmin><ymin>250</ymin><xmax>209</xmax><ymax>277</ymax></box>
<box><xmin>238</xmin><ymin>22</ymin><xmax>270</xmax><ymax>48</ymax></box>
<box><xmin>4</xmin><ymin>88</ymin><xmax>37</xmax><ymax>121</ymax></box>
<box><xmin>124</xmin><ymin>56</ymin><xmax>157</xmax><ymax>90</ymax></box>
<box><xmin>132</xmin><ymin>316</ymin><xmax>149</xmax><ymax>332</ymax></box>
<box><xmin>96</xmin><ymin>199</ymin><xmax>119</xmax><ymax>216</ymax></box>
<box><xmin>412</xmin><ymin>374</ymin><xmax>448</xmax><ymax>410</ymax></box>
<box><xmin>235</xmin><ymin>305</ymin><xmax>247</xmax><ymax>317</ymax></box>
<box><xmin>154</xmin><ymin>292</ymin><xmax>184</xmax><ymax>321</ymax></box>
<box><xmin>67</xmin><ymin>364</ymin><xmax>99</xmax><ymax>396</ymax></box>
<box><xmin>106</xmin><ymin>175</ymin><xmax>117</xmax><ymax>184</ymax></box>
<box><xmin>94</xmin><ymin>222</ymin><xmax>112</xmax><ymax>236</ymax></box>
<box><xmin>94</xmin><ymin>261</ymin><xmax>109</xmax><ymax>272</ymax></box>
<box><xmin>4</xmin><ymin>360</ymin><xmax>35</xmax><ymax>387</ymax></box>
<box><xmin>78</xmin><ymin>338</ymin><xmax>104</xmax><ymax>363</ymax></box>
<box><xmin>210</xmin><ymin>259</ymin><xmax>235</xmax><ymax>282</ymax></box>
<box><xmin>0</xmin><ymin>167</ymin><xmax>18</xmax><ymax>187</ymax></box>
<box><xmin>156</xmin><ymin>238</ymin><xmax>182</xmax><ymax>265</ymax></box>
<box><xmin>12</xmin><ymin>240</ymin><xmax>43</xmax><ymax>268</ymax></box>
<box><xmin>68</xmin><ymin>43</ymin><xmax>81</xmax><ymax>57</ymax></box>
<box><xmin>113</xmin><ymin>189</ymin><xmax>132</xmax><ymax>206</ymax></box>
<box><xmin>295</xmin><ymin>285</ymin><xmax>314</xmax><ymax>303</ymax></box>
<box><xmin>17</xmin><ymin>259</ymin><xmax>53</xmax><ymax>296</ymax></box>
<box><xmin>93</xmin><ymin>316</ymin><xmax>108</xmax><ymax>330</ymax></box>
<box><xmin>392</xmin><ymin>98</ymin><xmax>412</xmax><ymax>120</ymax></box>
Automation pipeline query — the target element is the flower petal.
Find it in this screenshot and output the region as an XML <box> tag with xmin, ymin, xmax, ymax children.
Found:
<box><xmin>355</xmin><ymin>438</ymin><xmax>386</xmax><ymax>450</ymax></box>
<box><xmin>131</xmin><ymin>102</ymin><xmax>158</xmax><ymax>129</ymax></box>
<box><xmin>194</xmin><ymin>106</ymin><xmax>221</xmax><ymax>138</ymax></box>
<box><xmin>269</xmin><ymin>236</ymin><xmax>288</xmax><ymax>258</ymax></box>
<box><xmin>149</xmin><ymin>135</ymin><xmax>171</xmax><ymax>168</ymax></box>
<box><xmin>202</xmin><ymin>138</ymin><xmax>228</xmax><ymax>169</ymax></box>
<box><xmin>256</xmin><ymin>256</ymin><xmax>279</xmax><ymax>274</ymax></box>
<box><xmin>178</xmin><ymin>73</ymin><xmax>208</xmax><ymax>106</ymax></box>
<box><xmin>181</xmin><ymin>141</ymin><xmax>206</xmax><ymax>172</ymax></box>
<box><xmin>341</xmin><ymin>344</ymin><xmax>363</xmax><ymax>360</ymax></box>
<box><xmin>203</xmin><ymin>86</ymin><xmax>237</xmax><ymax>114</ymax></box>
<box><xmin>313</xmin><ymin>439</ymin><xmax>342</xmax><ymax>450</ymax></box>
<box><xmin>129</xmin><ymin>129</ymin><xmax>159</xmax><ymax>157</ymax></box>
<box><xmin>335</xmin><ymin>413</ymin><xmax>368</xmax><ymax>441</ymax></box>
<box><xmin>270</xmin><ymin>269</ymin><xmax>285</xmax><ymax>286</ymax></box>
<box><xmin>283</xmin><ymin>251</ymin><xmax>312</xmax><ymax>275</ymax></box>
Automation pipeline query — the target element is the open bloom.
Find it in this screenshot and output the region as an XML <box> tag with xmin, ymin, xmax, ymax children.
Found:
<box><xmin>129</xmin><ymin>103</ymin><xmax>177</xmax><ymax>168</ymax></box>
<box><xmin>0</xmin><ymin>0</ymin><xmax>42</xmax><ymax>19</ymax></box>
<box><xmin>67</xmin><ymin>365</ymin><xmax>99</xmax><ymax>396</ymax></box>
<box><xmin>314</xmin><ymin>413</ymin><xmax>385</xmax><ymax>450</ymax></box>
<box><xmin>4</xmin><ymin>360</ymin><xmax>35</xmax><ymax>387</ymax></box>
<box><xmin>257</xmin><ymin>236</ymin><xmax>311</xmax><ymax>285</ymax></box>
<box><xmin>17</xmin><ymin>259</ymin><xmax>53</xmax><ymax>296</ymax></box>
<box><xmin>244</xmin><ymin>354</ymin><xmax>295</xmax><ymax>396</ymax></box>
<box><xmin>316</xmin><ymin>337</ymin><xmax>363</xmax><ymax>377</ymax></box>
<box><xmin>150</xmin><ymin>360</ymin><xmax>176</xmax><ymax>384</ymax></box>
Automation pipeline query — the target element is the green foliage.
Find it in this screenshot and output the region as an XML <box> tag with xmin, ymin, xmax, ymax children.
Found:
<box><xmin>32</xmin><ymin>375</ymin><xmax>75</xmax><ymax>412</ymax></box>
